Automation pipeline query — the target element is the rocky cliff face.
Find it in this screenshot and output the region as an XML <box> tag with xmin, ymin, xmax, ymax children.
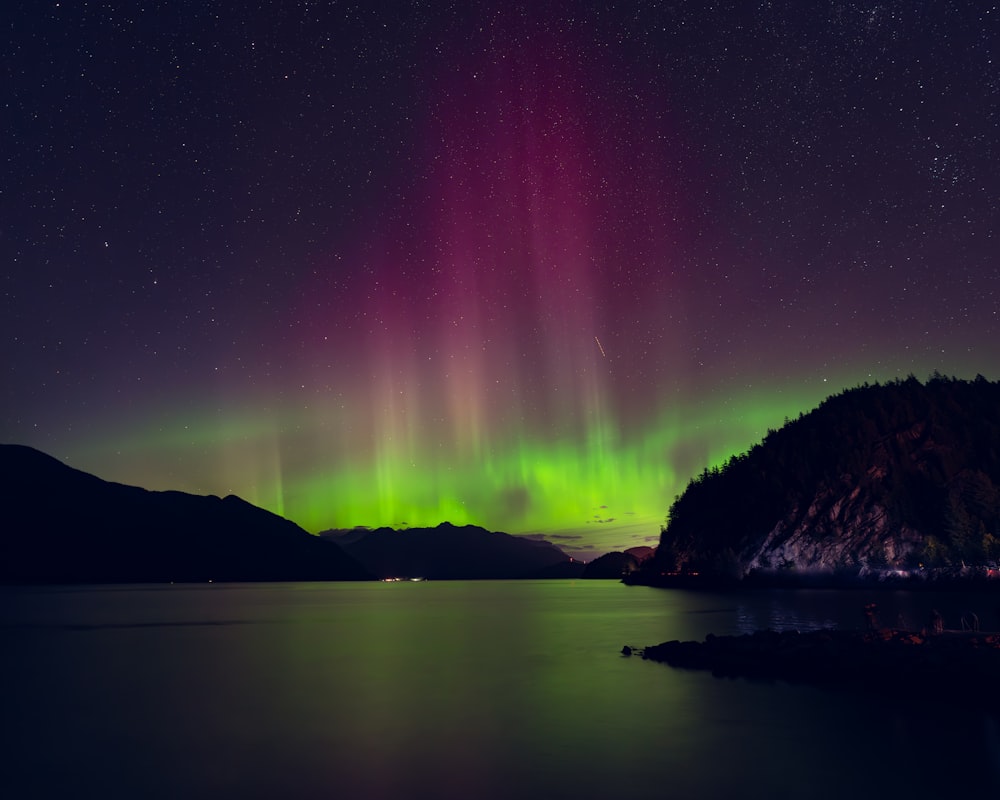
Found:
<box><xmin>745</xmin><ymin>429</ymin><xmax>928</xmax><ymax>575</ymax></box>
<box><xmin>744</xmin><ymin>496</ymin><xmax>925</xmax><ymax>576</ymax></box>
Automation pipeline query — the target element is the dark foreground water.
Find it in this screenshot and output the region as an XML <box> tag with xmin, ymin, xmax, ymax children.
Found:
<box><xmin>2</xmin><ymin>580</ymin><xmax>999</xmax><ymax>799</ymax></box>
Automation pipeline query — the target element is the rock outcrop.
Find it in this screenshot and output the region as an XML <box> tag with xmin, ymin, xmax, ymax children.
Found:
<box><xmin>634</xmin><ymin>628</ymin><xmax>1000</xmax><ymax>714</ymax></box>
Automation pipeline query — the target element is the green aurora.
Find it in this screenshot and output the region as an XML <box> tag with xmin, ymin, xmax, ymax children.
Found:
<box><xmin>59</xmin><ymin>375</ymin><xmax>871</xmax><ymax>558</ymax></box>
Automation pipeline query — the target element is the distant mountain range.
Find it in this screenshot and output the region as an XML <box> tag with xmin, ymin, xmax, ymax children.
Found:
<box><xmin>629</xmin><ymin>375</ymin><xmax>1000</xmax><ymax>586</ymax></box>
<box><xmin>320</xmin><ymin>523</ymin><xmax>580</xmax><ymax>579</ymax></box>
<box><xmin>0</xmin><ymin>444</ymin><xmax>371</xmax><ymax>583</ymax></box>
<box><xmin>0</xmin><ymin>444</ymin><xmax>588</xmax><ymax>584</ymax></box>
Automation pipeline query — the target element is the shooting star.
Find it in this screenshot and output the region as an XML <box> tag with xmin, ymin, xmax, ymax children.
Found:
<box><xmin>594</xmin><ymin>336</ymin><xmax>607</xmax><ymax>358</ymax></box>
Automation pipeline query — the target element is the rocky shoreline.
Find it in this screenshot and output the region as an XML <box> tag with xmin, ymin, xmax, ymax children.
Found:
<box><xmin>623</xmin><ymin>570</ymin><xmax>1000</xmax><ymax>591</ymax></box>
<box><xmin>628</xmin><ymin>628</ymin><xmax>1000</xmax><ymax>715</ymax></box>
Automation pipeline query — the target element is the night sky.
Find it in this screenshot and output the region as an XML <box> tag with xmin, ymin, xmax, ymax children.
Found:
<box><xmin>3</xmin><ymin>2</ymin><xmax>998</xmax><ymax>559</ymax></box>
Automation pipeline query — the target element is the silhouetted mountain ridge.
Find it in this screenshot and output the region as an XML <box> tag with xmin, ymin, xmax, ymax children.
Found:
<box><xmin>632</xmin><ymin>374</ymin><xmax>1000</xmax><ymax>585</ymax></box>
<box><xmin>320</xmin><ymin>522</ymin><xmax>576</xmax><ymax>579</ymax></box>
<box><xmin>580</xmin><ymin>546</ymin><xmax>655</xmax><ymax>579</ymax></box>
<box><xmin>0</xmin><ymin>444</ymin><xmax>372</xmax><ymax>583</ymax></box>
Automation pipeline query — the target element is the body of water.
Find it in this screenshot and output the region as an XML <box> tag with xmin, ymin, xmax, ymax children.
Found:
<box><xmin>2</xmin><ymin>580</ymin><xmax>999</xmax><ymax>798</ymax></box>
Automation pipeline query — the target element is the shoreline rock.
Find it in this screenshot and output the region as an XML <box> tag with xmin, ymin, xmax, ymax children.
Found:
<box><xmin>634</xmin><ymin>628</ymin><xmax>1000</xmax><ymax>715</ymax></box>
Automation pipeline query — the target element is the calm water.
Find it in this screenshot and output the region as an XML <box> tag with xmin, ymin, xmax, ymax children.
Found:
<box><xmin>2</xmin><ymin>580</ymin><xmax>999</xmax><ymax>799</ymax></box>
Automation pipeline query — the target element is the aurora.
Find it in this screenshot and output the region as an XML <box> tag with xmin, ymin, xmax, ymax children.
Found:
<box><xmin>4</xmin><ymin>3</ymin><xmax>997</xmax><ymax>559</ymax></box>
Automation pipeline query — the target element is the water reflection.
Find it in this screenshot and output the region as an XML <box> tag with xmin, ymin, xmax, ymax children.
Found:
<box><xmin>717</xmin><ymin>588</ymin><xmax>1000</xmax><ymax>636</ymax></box>
<box><xmin>2</xmin><ymin>581</ymin><xmax>999</xmax><ymax>798</ymax></box>
<box><xmin>734</xmin><ymin>597</ymin><xmax>840</xmax><ymax>634</ymax></box>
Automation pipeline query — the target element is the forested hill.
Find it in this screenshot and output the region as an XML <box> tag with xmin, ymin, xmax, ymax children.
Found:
<box><xmin>634</xmin><ymin>375</ymin><xmax>1000</xmax><ymax>584</ymax></box>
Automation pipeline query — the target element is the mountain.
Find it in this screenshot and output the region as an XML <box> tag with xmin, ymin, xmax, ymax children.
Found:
<box><xmin>630</xmin><ymin>375</ymin><xmax>1000</xmax><ymax>585</ymax></box>
<box><xmin>580</xmin><ymin>547</ymin><xmax>654</xmax><ymax>579</ymax></box>
<box><xmin>581</xmin><ymin>550</ymin><xmax>640</xmax><ymax>579</ymax></box>
<box><xmin>320</xmin><ymin>522</ymin><xmax>575</xmax><ymax>579</ymax></box>
<box><xmin>624</xmin><ymin>545</ymin><xmax>655</xmax><ymax>562</ymax></box>
<box><xmin>0</xmin><ymin>444</ymin><xmax>372</xmax><ymax>583</ymax></box>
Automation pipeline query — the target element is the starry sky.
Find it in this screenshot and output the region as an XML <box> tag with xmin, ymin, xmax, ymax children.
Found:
<box><xmin>3</xmin><ymin>1</ymin><xmax>998</xmax><ymax>559</ymax></box>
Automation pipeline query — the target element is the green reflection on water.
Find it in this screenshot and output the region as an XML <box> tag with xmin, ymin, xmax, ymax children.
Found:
<box><xmin>3</xmin><ymin>581</ymin><xmax>999</xmax><ymax>799</ymax></box>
